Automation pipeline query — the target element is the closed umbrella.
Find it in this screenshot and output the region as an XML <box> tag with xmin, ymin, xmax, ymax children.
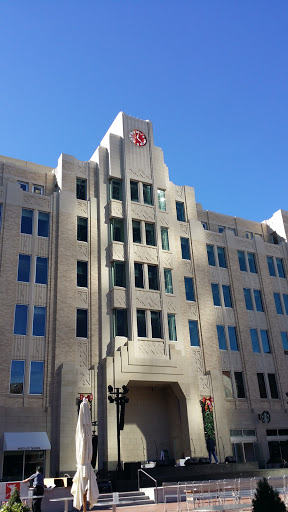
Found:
<box><xmin>71</xmin><ymin>398</ymin><xmax>99</xmax><ymax>511</ymax></box>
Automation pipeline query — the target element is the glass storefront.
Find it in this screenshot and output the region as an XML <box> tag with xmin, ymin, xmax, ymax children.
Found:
<box><xmin>2</xmin><ymin>451</ymin><xmax>45</xmax><ymax>481</ymax></box>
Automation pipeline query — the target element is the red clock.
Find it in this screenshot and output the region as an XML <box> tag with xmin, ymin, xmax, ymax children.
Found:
<box><xmin>129</xmin><ymin>129</ymin><xmax>147</xmax><ymax>147</ymax></box>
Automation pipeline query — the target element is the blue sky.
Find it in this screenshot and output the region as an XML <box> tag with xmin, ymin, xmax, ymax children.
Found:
<box><xmin>0</xmin><ymin>1</ymin><xmax>287</xmax><ymax>222</ymax></box>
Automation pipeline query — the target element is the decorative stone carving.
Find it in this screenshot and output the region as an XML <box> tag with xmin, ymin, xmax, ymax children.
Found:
<box><xmin>162</xmin><ymin>254</ymin><xmax>173</xmax><ymax>268</ymax></box>
<box><xmin>226</xmin><ymin>309</ymin><xmax>235</xmax><ymax>324</ymax></box>
<box><xmin>77</xmin><ymin>201</ymin><xmax>88</xmax><ymax>216</ymax></box>
<box><xmin>206</xmin><ymin>232</ymin><xmax>224</xmax><ymax>244</ymax></box>
<box><xmin>187</xmin><ymin>302</ymin><xmax>197</xmax><ymax>318</ymax></box>
<box><xmin>129</xmin><ymin>167</ymin><xmax>151</xmax><ymax>181</ymax></box>
<box><xmin>183</xmin><ymin>260</ymin><xmax>193</xmax><ymax>275</ymax></box>
<box><xmin>135</xmin><ymin>341</ymin><xmax>166</xmax><ymax>359</ymax></box>
<box><xmin>131</xmin><ymin>203</ymin><xmax>155</xmax><ymax>222</ymax></box>
<box><xmin>13</xmin><ymin>337</ymin><xmax>26</xmax><ymax>359</ymax></box>
<box><xmin>179</xmin><ymin>222</ymin><xmax>188</xmax><ymax>235</ymax></box>
<box><xmin>75</xmin><ymin>160</ymin><xmax>88</xmax><ymax>177</ymax></box>
<box><xmin>35</xmin><ymin>285</ymin><xmax>47</xmax><ymax>306</ymax></box>
<box><xmin>79</xmin><ymin>369</ymin><xmax>91</xmax><ymax>387</ymax></box>
<box><xmin>193</xmin><ymin>350</ymin><xmax>204</xmax><ymax>375</ymax></box>
<box><xmin>111</xmin><ymin>288</ymin><xmax>127</xmax><ymax>308</ymax></box>
<box><xmin>175</xmin><ymin>185</ymin><xmax>184</xmax><ymax>199</ymax></box>
<box><xmin>76</xmin><ymin>341</ymin><xmax>88</xmax><ymax>368</ymax></box>
<box><xmin>158</xmin><ymin>213</ymin><xmax>170</xmax><ymax>226</ymax></box>
<box><xmin>109</xmin><ymin>201</ymin><xmax>124</xmax><ymax>219</ymax></box>
<box><xmin>16</xmin><ymin>283</ymin><xmax>29</xmax><ymax>303</ymax></box>
<box><xmin>78</xmin><ymin>243</ymin><xmax>89</xmax><ymax>259</ymax></box>
<box><xmin>215</xmin><ymin>308</ymin><xmax>223</xmax><ymax>324</ymax></box>
<box><xmin>264</xmin><ymin>243</ymin><xmax>282</xmax><ymax>256</ymax></box>
<box><xmin>136</xmin><ymin>290</ymin><xmax>161</xmax><ymax>310</ymax></box>
<box><xmin>209</xmin><ymin>267</ymin><xmax>218</xmax><ymax>281</ymax></box>
<box><xmin>199</xmin><ymin>376</ymin><xmax>211</xmax><ymax>393</ymax></box>
<box><xmin>110</xmin><ymin>242</ymin><xmax>125</xmax><ymax>261</ymax></box>
<box><xmin>133</xmin><ymin>245</ymin><xmax>157</xmax><ymax>264</ymax></box>
<box><xmin>166</xmin><ymin>299</ymin><xmax>177</xmax><ymax>313</ymax></box>
<box><xmin>20</xmin><ymin>235</ymin><xmax>33</xmax><ymax>253</ymax></box>
<box><xmin>30</xmin><ymin>339</ymin><xmax>45</xmax><ymax>359</ymax></box>
<box><xmin>36</xmin><ymin>237</ymin><xmax>49</xmax><ymax>257</ymax></box>
<box><xmin>77</xmin><ymin>289</ymin><xmax>88</xmax><ymax>306</ymax></box>
<box><xmin>235</xmin><ymin>238</ymin><xmax>255</xmax><ymax>250</ymax></box>
<box><xmin>23</xmin><ymin>194</ymin><xmax>50</xmax><ymax>210</ymax></box>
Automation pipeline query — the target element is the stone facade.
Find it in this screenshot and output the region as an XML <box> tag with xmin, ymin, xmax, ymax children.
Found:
<box><xmin>0</xmin><ymin>113</ymin><xmax>288</xmax><ymax>478</ymax></box>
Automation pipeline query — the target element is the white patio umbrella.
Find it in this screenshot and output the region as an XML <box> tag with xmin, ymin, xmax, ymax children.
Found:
<box><xmin>71</xmin><ymin>398</ymin><xmax>99</xmax><ymax>511</ymax></box>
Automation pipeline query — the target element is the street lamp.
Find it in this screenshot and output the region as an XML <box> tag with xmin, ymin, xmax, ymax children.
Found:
<box><xmin>107</xmin><ymin>384</ymin><xmax>129</xmax><ymax>472</ymax></box>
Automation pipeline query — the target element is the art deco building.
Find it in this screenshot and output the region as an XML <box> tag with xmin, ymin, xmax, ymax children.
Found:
<box><xmin>0</xmin><ymin>112</ymin><xmax>288</xmax><ymax>480</ymax></box>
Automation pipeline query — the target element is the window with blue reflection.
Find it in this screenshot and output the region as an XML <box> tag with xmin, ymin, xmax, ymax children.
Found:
<box><xmin>189</xmin><ymin>320</ymin><xmax>200</xmax><ymax>347</ymax></box>
<box><xmin>168</xmin><ymin>314</ymin><xmax>177</xmax><ymax>341</ymax></box>
<box><xmin>176</xmin><ymin>202</ymin><xmax>186</xmax><ymax>222</ymax></box>
<box><xmin>181</xmin><ymin>238</ymin><xmax>190</xmax><ymax>260</ymax></box>
<box><xmin>281</xmin><ymin>332</ymin><xmax>288</xmax><ymax>352</ymax></box>
<box><xmin>37</xmin><ymin>212</ymin><xmax>50</xmax><ymax>237</ymax></box>
<box><xmin>164</xmin><ymin>269</ymin><xmax>173</xmax><ymax>294</ymax></box>
<box><xmin>274</xmin><ymin>293</ymin><xmax>283</xmax><ymax>314</ymax></box>
<box><xmin>283</xmin><ymin>295</ymin><xmax>288</xmax><ymax>315</ymax></box>
<box><xmin>17</xmin><ymin>254</ymin><xmax>31</xmax><ymax>282</ymax></box>
<box><xmin>185</xmin><ymin>277</ymin><xmax>195</xmax><ymax>302</ymax></box>
<box><xmin>244</xmin><ymin>288</ymin><xmax>253</xmax><ymax>310</ymax></box>
<box><xmin>228</xmin><ymin>326</ymin><xmax>238</xmax><ymax>351</ymax></box>
<box><xmin>247</xmin><ymin>253</ymin><xmax>257</xmax><ymax>273</ymax></box>
<box><xmin>267</xmin><ymin>256</ymin><xmax>276</xmax><ymax>277</ymax></box>
<box><xmin>254</xmin><ymin>290</ymin><xmax>264</xmax><ymax>312</ymax></box>
<box><xmin>29</xmin><ymin>361</ymin><xmax>44</xmax><ymax>395</ymax></box>
<box><xmin>14</xmin><ymin>305</ymin><xmax>28</xmax><ymax>335</ymax></box>
<box><xmin>238</xmin><ymin>251</ymin><xmax>247</xmax><ymax>271</ymax></box>
<box><xmin>222</xmin><ymin>285</ymin><xmax>232</xmax><ymax>308</ymax></box>
<box><xmin>217</xmin><ymin>325</ymin><xmax>227</xmax><ymax>350</ymax></box>
<box><xmin>207</xmin><ymin>245</ymin><xmax>216</xmax><ymax>266</ymax></box>
<box><xmin>143</xmin><ymin>184</ymin><xmax>153</xmax><ymax>205</ymax></box>
<box><xmin>217</xmin><ymin>247</ymin><xmax>227</xmax><ymax>268</ymax></box>
<box><xmin>32</xmin><ymin>306</ymin><xmax>46</xmax><ymax>337</ymax></box>
<box><xmin>250</xmin><ymin>329</ymin><xmax>260</xmax><ymax>353</ymax></box>
<box><xmin>157</xmin><ymin>190</ymin><xmax>166</xmax><ymax>211</ymax></box>
<box><xmin>260</xmin><ymin>330</ymin><xmax>271</xmax><ymax>353</ymax></box>
<box><xmin>211</xmin><ymin>283</ymin><xmax>221</xmax><ymax>306</ymax></box>
<box><xmin>161</xmin><ymin>228</ymin><xmax>169</xmax><ymax>251</ymax></box>
<box><xmin>35</xmin><ymin>257</ymin><xmax>48</xmax><ymax>285</ymax></box>
<box><xmin>10</xmin><ymin>360</ymin><xmax>25</xmax><ymax>394</ymax></box>
<box><xmin>21</xmin><ymin>209</ymin><xmax>33</xmax><ymax>235</ymax></box>
<box><xmin>276</xmin><ymin>258</ymin><xmax>285</xmax><ymax>278</ymax></box>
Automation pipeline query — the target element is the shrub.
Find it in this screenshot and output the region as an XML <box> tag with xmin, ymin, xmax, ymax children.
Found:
<box><xmin>0</xmin><ymin>488</ymin><xmax>30</xmax><ymax>512</ymax></box>
<box><xmin>252</xmin><ymin>477</ymin><xmax>286</xmax><ymax>512</ymax></box>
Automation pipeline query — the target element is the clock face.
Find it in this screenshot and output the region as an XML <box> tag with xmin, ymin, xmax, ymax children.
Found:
<box><xmin>129</xmin><ymin>129</ymin><xmax>147</xmax><ymax>147</ymax></box>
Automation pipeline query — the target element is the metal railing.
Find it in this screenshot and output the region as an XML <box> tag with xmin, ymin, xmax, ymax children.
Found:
<box><xmin>137</xmin><ymin>468</ymin><xmax>158</xmax><ymax>504</ymax></box>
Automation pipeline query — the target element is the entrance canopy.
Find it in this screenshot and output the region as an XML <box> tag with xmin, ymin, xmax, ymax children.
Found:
<box><xmin>3</xmin><ymin>432</ymin><xmax>51</xmax><ymax>451</ymax></box>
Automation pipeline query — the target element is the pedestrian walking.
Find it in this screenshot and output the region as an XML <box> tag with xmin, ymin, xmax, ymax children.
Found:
<box><xmin>206</xmin><ymin>435</ymin><xmax>219</xmax><ymax>463</ymax></box>
<box><xmin>22</xmin><ymin>466</ymin><xmax>45</xmax><ymax>512</ymax></box>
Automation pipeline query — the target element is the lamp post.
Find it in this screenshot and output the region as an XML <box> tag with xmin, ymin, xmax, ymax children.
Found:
<box><xmin>107</xmin><ymin>384</ymin><xmax>129</xmax><ymax>472</ymax></box>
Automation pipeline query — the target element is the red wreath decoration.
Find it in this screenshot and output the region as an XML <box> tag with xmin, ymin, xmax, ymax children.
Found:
<box><xmin>201</xmin><ymin>396</ymin><xmax>213</xmax><ymax>412</ymax></box>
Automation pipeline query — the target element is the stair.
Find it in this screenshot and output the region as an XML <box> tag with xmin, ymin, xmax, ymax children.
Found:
<box><xmin>92</xmin><ymin>491</ymin><xmax>155</xmax><ymax>509</ymax></box>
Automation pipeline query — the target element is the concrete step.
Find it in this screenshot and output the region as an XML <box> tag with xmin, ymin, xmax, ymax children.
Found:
<box><xmin>92</xmin><ymin>490</ymin><xmax>155</xmax><ymax>508</ymax></box>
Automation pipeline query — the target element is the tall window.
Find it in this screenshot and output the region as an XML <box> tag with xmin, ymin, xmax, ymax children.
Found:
<box><xmin>148</xmin><ymin>265</ymin><xmax>158</xmax><ymax>290</ymax></box>
<box><xmin>250</xmin><ymin>329</ymin><xmax>260</xmax><ymax>353</ymax></box>
<box><xmin>254</xmin><ymin>290</ymin><xmax>264</xmax><ymax>312</ymax></box>
<box><xmin>222</xmin><ymin>285</ymin><xmax>232</xmax><ymax>307</ymax></box>
<box><xmin>284</xmin><ymin>295</ymin><xmax>288</xmax><ymax>315</ymax></box>
<box><xmin>0</xmin><ymin>203</ymin><xmax>2</xmax><ymax>231</ymax></box>
<box><xmin>33</xmin><ymin>185</ymin><xmax>43</xmax><ymax>195</ymax></box>
<box><xmin>29</xmin><ymin>361</ymin><xmax>44</xmax><ymax>395</ymax></box>
<box><xmin>143</xmin><ymin>184</ymin><xmax>152</xmax><ymax>205</ymax></box>
<box><xmin>281</xmin><ymin>332</ymin><xmax>288</xmax><ymax>354</ymax></box>
<box><xmin>113</xmin><ymin>309</ymin><xmax>128</xmax><ymax>337</ymax></box>
<box><xmin>161</xmin><ymin>228</ymin><xmax>169</xmax><ymax>251</ymax></box>
<box><xmin>111</xmin><ymin>261</ymin><xmax>126</xmax><ymax>288</ymax></box>
<box><xmin>268</xmin><ymin>374</ymin><xmax>279</xmax><ymax>399</ymax></box>
<box><xmin>134</xmin><ymin>263</ymin><xmax>144</xmax><ymax>288</ymax></box>
<box><xmin>77</xmin><ymin>309</ymin><xmax>88</xmax><ymax>338</ymax></box>
<box><xmin>17</xmin><ymin>254</ymin><xmax>31</xmax><ymax>282</ymax></box>
<box><xmin>110</xmin><ymin>218</ymin><xmax>124</xmax><ymax>242</ymax></box>
<box><xmin>35</xmin><ymin>257</ymin><xmax>48</xmax><ymax>285</ymax></box>
<box><xmin>157</xmin><ymin>190</ymin><xmax>166</xmax><ymax>211</ymax></box>
<box><xmin>77</xmin><ymin>217</ymin><xmax>88</xmax><ymax>242</ymax></box>
<box><xmin>189</xmin><ymin>320</ymin><xmax>200</xmax><ymax>347</ymax></box>
<box><xmin>132</xmin><ymin>220</ymin><xmax>141</xmax><ymax>244</ymax></box>
<box><xmin>211</xmin><ymin>283</ymin><xmax>221</xmax><ymax>306</ymax></box>
<box><xmin>76</xmin><ymin>178</ymin><xmax>87</xmax><ymax>200</ymax></box>
<box><xmin>130</xmin><ymin>181</ymin><xmax>139</xmax><ymax>202</ymax></box>
<box><xmin>164</xmin><ymin>269</ymin><xmax>173</xmax><ymax>294</ymax></box>
<box><xmin>274</xmin><ymin>293</ymin><xmax>283</xmax><ymax>314</ymax></box>
<box><xmin>176</xmin><ymin>202</ymin><xmax>186</xmax><ymax>222</ymax></box>
<box><xmin>38</xmin><ymin>212</ymin><xmax>50</xmax><ymax>237</ymax></box>
<box><xmin>247</xmin><ymin>253</ymin><xmax>257</xmax><ymax>273</ymax></box>
<box><xmin>145</xmin><ymin>223</ymin><xmax>155</xmax><ymax>246</ymax></box>
<box><xmin>222</xmin><ymin>371</ymin><xmax>233</xmax><ymax>399</ymax></box>
<box><xmin>168</xmin><ymin>314</ymin><xmax>177</xmax><ymax>341</ymax></box>
<box><xmin>181</xmin><ymin>238</ymin><xmax>190</xmax><ymax>260</ymax></box>
<box><xmin>228</xmin><ymin>326</ymin><xmax>238</xmax><ymax>351</ymax></box>
<box><xmin>234</xmin><ymin>372</ymin><xmax>246</xmax><ymax>398</ymax></box>
<box><xmin>276</xmin><ymin>258</ymin><xmax>285</xmax><ymax>278</ymax></box>
<box><xmin>217</xmin><ymin>247</ymin><xmax>227</xmax><ymax>268</ymax></box>
<box><xmin>207</xmin><ymin>245</ymin><xmax>216</xmax><ymax>266</ymax></box>
<box><xmin>151</xmin><ymin>311</ymin><xmax>162</xmax><ymax>338</ymax></box>
<box><xmin>137</xmin><ymin>310</ymin><xmax>146</xmax><ymax>337</ymax></box>
<box><xmin>14</xmin><ymin>305</ymin><xmax>28</xmax><ymax>335</ymax></box>
<box><xmin>21</xmin><ymin>209</ymin><xmax>33</xmax><ymax>235</ymax></box>
<box><xmin>10</xmin><ymin>361</ymin><xmax>25</xmax><ymax>394</ymax></box>
<box><xmin>77</xmin><ymin>261</ymin><xmax>88</xmax><ymax>287</ymax></box>
<box><xmin>110</xmin><ymin>179</ymin><xmax>122</xmax><ymax>201</ymax></box>
<box><xmin>244</xmin><ymin>288</ymin><xmax>253</xmax><ymax>310</ymax></box>
<box><xmin>185</xmin><ymin>277</ymin><xmax>195</xmax><ymax>302</ymax></box>
<box><xmin>257</xmin><ymin>373</ymin><xmax>267</xmax><ymax>398</ymax></box>
<box><xmin>260</xmin><ymin>330</ymin><xmax>271</xmax><ymax>353</ymax></box>
<box><xmin>238</xmin><ymin>251</ymin><xmax>247</xmax><ymax>271</ymax></box>
<box><xmin>32</xmin><ymin>306</ymin><xmax>46</xmax><ymax>337</ymax></box>
<box><xmin>267</xmin><ymin>256</ymin><xmax>276</xmax><ymax>277</ymax></box>
<box><xmin>217</xmin><ymin>325</ymin><xmax>227</xmax><ymax>350</ymax></box>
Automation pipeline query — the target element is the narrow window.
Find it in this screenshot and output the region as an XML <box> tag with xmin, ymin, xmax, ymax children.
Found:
<box><xmin>38</xmin><ymin>212</ymin><xmax>50</xmax><ymax>238</ymax></box>
<box><xmin>222</xmin><ymin>371</ymin><xmax>233</xmax><ymax>398</ymax></box>
<box><xmin>257</xmin><ymin>373</ymin><xmax>267</xmax><ymax>398</ymax></box>
<box><xmin>143</xmin><ymin>184</ymin><xmax>153</xmax><ymax>205</ymax></box>
<box><xmin>268</xmin><ymin>373</ymin><xmax>279</xmax><ymax>399</ymax></box>
<box><xmin>157</xmin><ymin>190</ymin><xmax>166</xmax><ymax>211</ymax></box>
<box><xmin>32</xmin><ymin>185</ymin><xmax>44</xmax><ymax>195</ymax></box>
<box><xmin>217</xmin><ymin>325</ymin><xmax>227</xmax><ymax>350</ymax></box>
<box><xmin>267</xmin><ymin>256</ymin><xmax>276</xmax><ymax>277</ymax></box>
<box><xmin>276</xmin><ymin>258</ymin><xmax>285</xmax><ymax>278</ymax></box>
<box><xmin>222</xmin><ymin>285</ymin><xmax>232</xmax><ymax>308</ymax></box>
<box><xmin>0</xmin><ymin>203</ymin><xmax>2</xmax><ymax>231</ymax></box>
<box><xmin>145</xmin><ymin>223</ymin><xmax>156</xmax><ymax>246</ymax></box>
<box><xmin>17</xmin><ymin>254</ymin><xmax>31</xmax><ymax>282</ymax></box>
<box><xmin>151</xmin><ymin>311</ymin><xmax>162</xmax><ymax>338</ymax></box>
<box><xmin>234</xmin><ymin>372</ymin><xmax>246</xmax><ymax>398</ymax></box>
<box><xmin>247</xmin><ymin>253</ymin><xmax>257</xmax><ymax>273</ymax></box>
<box><xmin>274</xmin><ymin>293</ymin><xmax>283</xmax><ymax>314</ymax></box>
<box><xmin>77</xmin><ymin>217</ymin><xmax>88</xmax><ymax>242</ymax></box>
<box><xmin>228</xmin><ymin>326</ymin><xmax>238</xmax><ymax>351</ymax></box>
<box><xmin>254</xmin><ymin>290</ymin><xmax>264</xmax><ymax>312</ymax></box>
<box><xmin>168</xmin><ymin>314</ymin><xmax>177</xmax><ymax>341</ymax></box>
<box><xmin>134</xmin><ymin>263</ymin><xmax>144</xmax><ymax>288</ymax></box>
<box><xmin>176</xmin><ymin>202</ymin><xmax>186</xmax><ymax>222</ymax></box>
<box><xmin>111</xmin><ymin>261</ymin><xmax>126</xmax><ymax>288</ymax></box>
<box><xmin>246</xmin><ymin>232</ymin><xmax>254</xmax><ymax>240</ymax></box>
<box><xmin>137</xmin><ymin>310</ymin><xmax>146</xmax><ymax>337</ymax></box>
<box><xmin>250</xmin><ymin>329</ymin><xmax>260</xmax><ymax>353</ymax></box>
<box><xmin>10</xmin><ymin>361</ymin><xmax>25</xmax><ymax>394</ymax></box>
<box><xmin>281</xmin><ymin>332</ymin><xmax>288</xmax><ymax>354</ymax></box>
<box><xmin>211</xmin><ymin>283</ymin><xmax>221</xmax><ymax>306</ymax></box>
<box><xmin>184</xmin><ymin>277</ymin><xmax>195</xmax><ymax>301</ymax></box>
<box><xmin>161</xmin><ymin>227</ymin><xmax>169</xmax><ymax>251</ymax></box>
<box><xmin>238</xmin><ymin>251</ymin><xmax>247</xmax><ymax>271</ymax></box>
<box><xmin>21</xmin><ymin>209</ymin><xmax>33</xmax><ymax>235</ymax></box>
<box><xmin>148</xmin><ymin>265</ymin><xmax>158</xmax><ymax>290</ymax></box>
<box><xmin>77</xmin><ymin>261</ymin><xmax>88</xmax><ymax>288</ymax></box>
<box><xmin>201</xmin><ymin>222</ymin><xmax>208</xmax><ymax>230</ymax></box>
<box><xmin>32</xmin><ymin>306</ymin><xmax>46</xmax><ymax>337</ymax></box>
<box><xmin>189</xmin><ymin>320</ymin><xmax>200</xmax><ymax>347</ymax></box>
<box><xmin>76</xmin><ymin>178</ymin><xmax>87</xmax><ymax>200</ymax></box>
<box><xmin>132</xmin><ymin>220</ymin><xmax>141</xmax><ymax>244</ymax></box>
<box><xmin>283</xmin><ymin>294</ymin><xmax>288</xmax><ymax>315</ymax></box>
<box><xmin>181</xmin><ymin>238</ymin><xmax>190</xmax><ymax>260</ymax></box>
<box><xmin>110</xmin><ymin>218</ymin><xmax>124</xmax><ymax>242</ymax></box>
<box><xmin>217</xmin><ymin>247</ymin><xmax>227</xmax><ymax>268</ymax></box>
<box><xmin>14</xmin><ymin>305</ymin><xmax>28</xmax><ymax>335</ymax></box>
<box><xmin>207</xmin><ymin>245</ymin><xmax>216</xmax><ymax>266</ymax></box>
<box><xmin>218</xmin><ymin>226</ymin><xmax>225</xmax><ymax>233</ymax></box>
<box><xmin>113</xmin><ymin>309</ymin><xmax>128</xmax><ymax>337</ymax></box>
<box><xmin>164</xmin><ymin>269</ymin><xmax>173</xmax><ymax>294</ymax></box>
<box><xmin>35</xmin><ymin>257</ymin><xmax>48</xmax><ymax>285</ymax></box>
<box><xmin>76</xmin><ymin>309</ymin><xmax>88</xmax><ymax>338</ymax></box>
<box><xmin>110</xmin><ymin>179</ymin><xmax>122</xmax><ymax>201</ymax></box>
<box><xmin>18</xmin><ymin>181</ymin><xmax>28</xmax><ymax>191</ymax></box>
<box><xmin>130</xmin><ymin>181</ymin><xmax>139</xmax><ymax>202</ymax></box>
<box><xmin>29</xmin><ymin>361</ymin><xmax>44</xmax><ymax>395</ymax></box>
<box><xmin>260</xmin><ymin>330</ymin><xmax>271</xmax><ymax>353</ymax></box>
<box><xmin>244</xmin><ymin>288</ymin><xmax>253</xmax><ymax>310</ymax></box>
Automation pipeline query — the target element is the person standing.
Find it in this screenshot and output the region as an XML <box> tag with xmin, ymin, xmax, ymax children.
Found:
<box><xmin>22</xmin><ymin>466</ymin><xmax>45</xmax><ymax>512</ymax></box>
<box><xmin>206</xmin><ymin>435</ymin><xmax>219</xmax><ymax>463</ymax></box>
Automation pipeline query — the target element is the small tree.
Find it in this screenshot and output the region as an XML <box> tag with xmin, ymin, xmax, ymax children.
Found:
<box><xmin>1</xmin><ymin>488</ymin><xmax>30</xmax><ymax>512</ymax></box>
<box><xmin>252</xmin><ymin>477</ymin><xmax>286</xmax><ymax>512</ymax></box>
